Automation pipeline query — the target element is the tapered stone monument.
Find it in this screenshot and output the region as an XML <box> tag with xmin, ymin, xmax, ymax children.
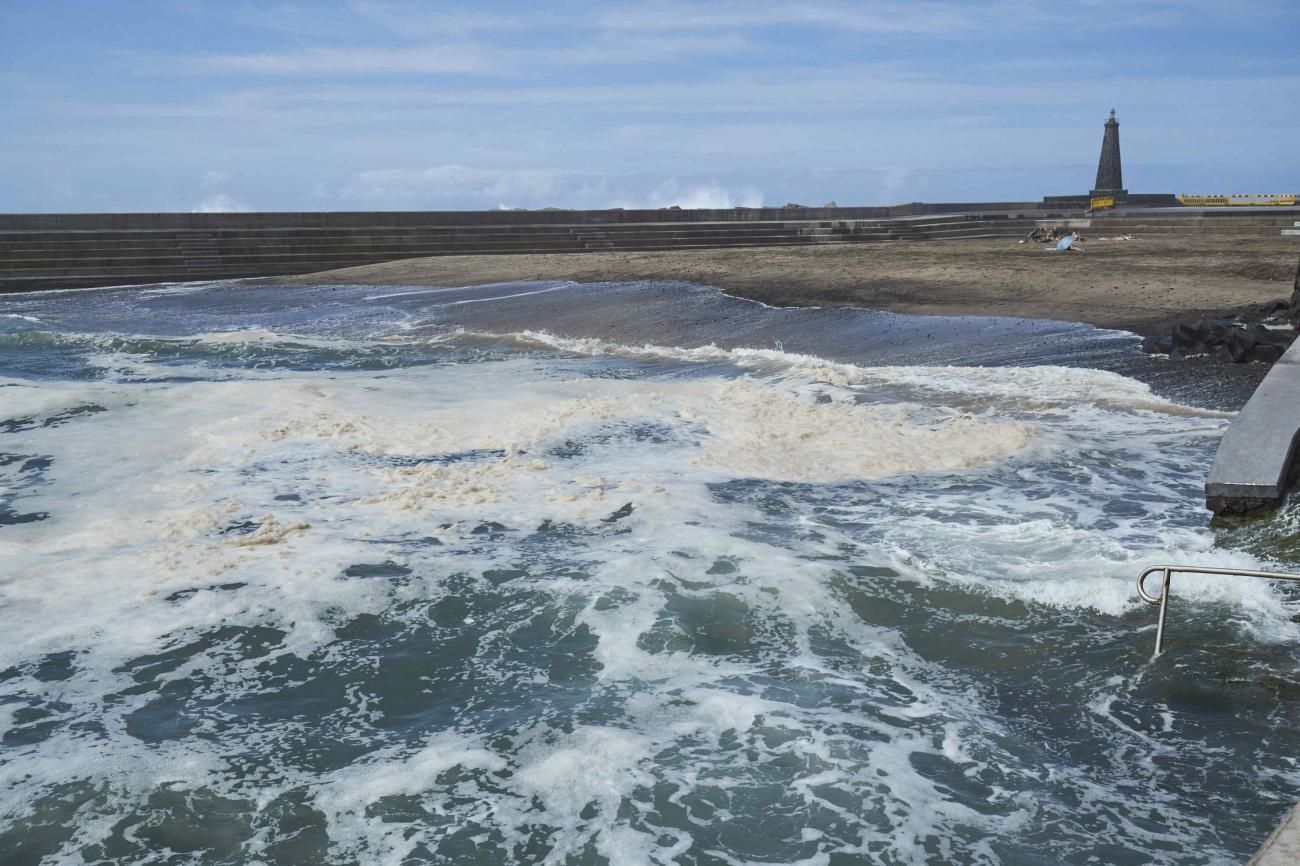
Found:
<box><xmin>1090</xmin><ymin>109</ymin><xmax>1128</xmax><ymax>199</ymax></box>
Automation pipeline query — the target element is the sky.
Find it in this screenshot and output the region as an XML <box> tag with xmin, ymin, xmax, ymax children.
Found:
<box><xmin>1</xmin><ymin>0</ymin><xmax>1297</xmax><ymax>213</ymax></box>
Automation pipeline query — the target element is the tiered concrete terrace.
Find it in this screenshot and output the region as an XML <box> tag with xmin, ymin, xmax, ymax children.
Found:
<box><xmin>0</xmin><ymin>208</ymin><xmax>1043</xmax><ymax>293</ymax></box>
<box><xmin>1</xmin><ymin>205</ymin><xmax>1297</xmax><ymax>295</ymax></box>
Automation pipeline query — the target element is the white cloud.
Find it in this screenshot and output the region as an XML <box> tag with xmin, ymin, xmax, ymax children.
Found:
<box><xmin>875</xmin><ymin>167</ymin><xmax>910</xmax><ymax>201</ymax></box>
<box><xmin>345</xmin><ymin>1</ymin><xmax>537</xmax><ymax>37</ymax></box>
<box><xmin>339</xmin><ymin>165</ymin><xmax>763</xmax><ymax>210</ymax></box>
<box><xmin>595</xmin><ymin>1</ymin><xmax>978</xmax><ymax>34</ymax></box>
<box><xmin>192</xmin><ymin>193</ymin><xmax>252</xmax><ymax>213</ymax></box>
<box><xmin>162</xmin><ymin>33</ymin><xmax>752</xmax><ymax>78</ymax></box>
<box><xmin>177</xmin><ymin>45</ymin><xmax>496</xmax><ymax>76</ymax></box>
<box><xmin>610</xmin><ymin>178</ymin><xmax>763</xmax><ymax>209</ymax></box>
<box><xmin>539</xmin><ymin>32</ymin><xmax>754</xmax><ymax>65</ymax></box>
<box><xmin>591</xmin><ymin>0</ymin><xmax>1250</xmax><ymax>35</ymax></box>
<box><xmin>342</xmin><ymin>165</ymin><xmax>579</xmax><ymax>206</ymax></box>
<box><xmin>200</xmin><ymin>170</ymin><xmax>230</xmax><ymax>189</ymax></box>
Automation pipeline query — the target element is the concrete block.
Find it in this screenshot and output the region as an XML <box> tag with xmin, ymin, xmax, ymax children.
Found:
<box><xmin>1249</xmin><ymin>804</ymin><xmax>1300</xmax><ymax>865</ymax></box>
<box><xmin>1206</xmin><ymin>340</ymin><xmax>1300</xmax><ymax>512</ymax></box>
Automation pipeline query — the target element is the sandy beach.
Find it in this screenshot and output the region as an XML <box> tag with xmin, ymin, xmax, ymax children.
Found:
<box><xmin>279</xmin><ymin>233</ymin><xmax>1299</xmax><ymax>337</ymax></box>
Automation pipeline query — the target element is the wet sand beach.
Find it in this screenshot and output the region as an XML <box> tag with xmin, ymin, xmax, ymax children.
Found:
<box><xmin>277</xmin><ymin>233</ymin><xmax>1298</xmax><ymax>337</ymax></box>
<box><xmin>268</xmin><ymin>232</ymin><xmax>1298</xmax><ymax>410</ymax></box>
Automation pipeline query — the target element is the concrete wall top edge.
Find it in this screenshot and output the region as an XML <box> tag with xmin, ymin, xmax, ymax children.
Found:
<box><xmin>0</xmin><ymin>202</ymin><xmax>1060</xmax><ymax>231</ymax></box>
<box><xmin>10</xmin><ymin>196</ymin><xmax>1290</xmax><ymax>232</ymax></box>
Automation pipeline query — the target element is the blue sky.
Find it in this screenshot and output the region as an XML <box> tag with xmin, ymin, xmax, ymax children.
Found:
<box><xmin>2</xmin><ymin>0</ymin><xmax>1297</xmax><ymax>213</ymax></box>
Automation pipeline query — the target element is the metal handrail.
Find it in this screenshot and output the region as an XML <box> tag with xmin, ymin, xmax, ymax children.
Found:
<box><xmin>1137</xmin><ymin>564</ymin><xmax>1300</xmax><ymax>657</ymax></box>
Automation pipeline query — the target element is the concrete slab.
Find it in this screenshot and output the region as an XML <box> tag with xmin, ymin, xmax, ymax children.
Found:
<box><xmin>1248</xmin><ymin>803</ymin><xmax>1300</xmax><ymax>865</ymax></box>
<box><xmin>1206</xmin><ymin>339</ymin><xmax>1300</xmax><ymax>512</ymax></box>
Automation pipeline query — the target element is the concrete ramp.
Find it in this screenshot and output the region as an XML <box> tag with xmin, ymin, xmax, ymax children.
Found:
<box><xmin>1249</xmin><ymin>803</ymin><xmax>1300</xmax><ymax>865</ymax></box>
<box><xmin>1206</xmin><ymin>339</ymin><xmax>1300</xmax><ymax>512</ymax></box>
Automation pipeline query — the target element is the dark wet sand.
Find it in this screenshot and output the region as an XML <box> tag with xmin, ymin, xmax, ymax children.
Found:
<box><xmin>268</xmin><ymin>233</ymin><xmax>1300</xmax><ymax>410</ymax></box>
<box><xmin>277</xmin><ymin>234</ymin><xmax>1298</xmax><ymax>336</ymax></box>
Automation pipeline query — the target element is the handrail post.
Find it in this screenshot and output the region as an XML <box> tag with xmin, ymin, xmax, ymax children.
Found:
<box><xmin>1135</xmin><ymin>564</ymin><xmax>1300</xmax><ymax>659</ymax></box>
<box><xmin>1153</xmin><ymin>567</ymin><xmax>1171</xmax><ymax>657</ymax></box>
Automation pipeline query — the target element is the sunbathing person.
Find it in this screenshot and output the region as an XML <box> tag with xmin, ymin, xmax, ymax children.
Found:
<box><xmin>1051</xmin><ymin>231</ymin><xmax>1083</xmax><ymax>252</ymax></box>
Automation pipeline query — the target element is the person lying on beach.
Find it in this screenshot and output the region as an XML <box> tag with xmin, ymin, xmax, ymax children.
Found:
<box><xmin>1046</xmin><ymin>231</ymin><xmax>1084</xmax><ymax>252</ymax></box>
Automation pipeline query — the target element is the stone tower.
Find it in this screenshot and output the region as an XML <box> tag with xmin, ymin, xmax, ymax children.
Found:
<box><xmin>1091</xmin><ymin>109</ymin><xmax>1127</xmax><ymax>197</ymax></box>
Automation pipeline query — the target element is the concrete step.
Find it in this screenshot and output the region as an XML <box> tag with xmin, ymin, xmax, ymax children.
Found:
<box><xmin>1094</xmin><ymin>216</ymin><xmax>1299</xmax><ymax>223</ymax></box>
<box><xmin>0</xmin><ymin>216</ymin><xmax>1020</xmax><ymax>243</ymax></box>
<box><xmin>17</xmin><ymin>211</ymin><xmax>1260</xmax><ymax>294</ymax></box>
<box><xmin>0</xmin><ymin>226</ymin><xmax>884</xmax><ymax>252</ymax></box>
<box><xmin>1093</xmin><ymin>226</ymin><xmax>1288</xmax><ymax>235</ymax></box>
<box><xmin>0</xmin><ymin>231</ymin><xmax>1068</xmax><ymax>272</ymax></box>
<box><xmin>1</xmin><ymin>231</ymin><xmax>1037</xmax><ymax>279</ymax></box>
<box><xmin>0</xmin><ymin>222</ymin><xmax>865</xmax><ymax>241</ymax></box>
<box><xmin>1091</xmin><ymin>219</ymin><xmax>1299</xmax><ymax>228</ymax></box>
<box><xmin>6</xmin><ymin>228</ymin><xmax>973</xmax><ymax>264</ymax></box>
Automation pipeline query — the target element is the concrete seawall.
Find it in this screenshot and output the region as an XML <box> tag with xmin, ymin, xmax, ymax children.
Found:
<box><xmin>3</xmin><ymin>205</ymin><xmax>1298</xmax><ymax>294</ymax></box>
<box><xmin>0</xmin><ymin>201</ymin><xmax>1051</xmax><ymax>232</ymax></box>
<box><xmin>1249</xmin><ymin>804</ymin><xmax>1300</xmax><ymax>865</ymax></box>
<box><xmin>0</xmin><ymin>210</ymin><xmax>1048</xmax><ymax>293</ymax></box>
<box><xmin>1206</xmin><ymin>257</ymin><xmax>1300</xmax><ymax>513</ymax></box>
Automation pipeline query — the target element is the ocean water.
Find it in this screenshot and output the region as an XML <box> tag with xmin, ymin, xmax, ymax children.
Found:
<box><xmin>2</xmin><ymin>279</ymin><xmax>1299</xmax><ymax>865</ymax></box>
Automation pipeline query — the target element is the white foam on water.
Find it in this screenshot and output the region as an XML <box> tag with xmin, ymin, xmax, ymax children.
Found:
<box><xmin>363</xmin><ymin>280</ymin><xmax>578</xmax><ymax>302</ymax></box>
<box><xmin>2</xmin><ymin>323</ymin><xmax>1296</xmax><ymax>864</ymax></box>
<box><xmin>683</xmin><ymin>380</ymin><xmax>1035</xmax><ymax>482</ymax></box>
<box><xmin>0</xmin><ymin>356</ymin><xmax>1036</xmax><ymax>690</ymax></box>
<box><xmin>0</xmin><ymin>376</ymin><xmax>108</xmax><ymax>421</ymax></box>
<box><xmin>135</xmin><ymin>280</ymin><xmax>234</xmax><ymax>297</ymax></box>
<box><xmin>192</xmin><ymin>328</ymin><xmax>340</xmax><ymax>346</ymax></box>
<box><xmin>434</xmin><ymin>332</ymin><xmax>1296</xmax><ymax>621</ymax></box>
<box><xmin>479</xmin><ymin>329</ymin><xmax>1230</xmax><ymax>417</ymax></box>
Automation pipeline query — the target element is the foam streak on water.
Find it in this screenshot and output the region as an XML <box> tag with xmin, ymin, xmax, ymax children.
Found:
<box><xmin>1</xmin><ymin>280</ymin><xmax>1299</xmax><ymax>865</ymax></box>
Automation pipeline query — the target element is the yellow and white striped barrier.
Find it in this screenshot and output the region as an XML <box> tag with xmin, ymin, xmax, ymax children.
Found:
<box><xmin>1179</xmin><ymin>194</ymin><xmax>1298</xmax><ymax>207</ymax></box>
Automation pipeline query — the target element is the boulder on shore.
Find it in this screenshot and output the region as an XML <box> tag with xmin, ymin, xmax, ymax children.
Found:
<box><xmin>1145</xmin><ymin>299</ymin><xmax>1297</xmax><ymax>364</ymax></box>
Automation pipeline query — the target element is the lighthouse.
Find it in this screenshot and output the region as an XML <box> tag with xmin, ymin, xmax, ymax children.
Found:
<box><xmin>1091</xmin><ymin>109</ymin><xmax>1127</xmax><ymax>199</ymax></box>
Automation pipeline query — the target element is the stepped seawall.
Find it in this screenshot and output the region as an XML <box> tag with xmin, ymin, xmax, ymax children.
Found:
<box><xmin>2</xmin><ymin>205</ymin><xmax>1297</xmax><ymax>293</ymax></box>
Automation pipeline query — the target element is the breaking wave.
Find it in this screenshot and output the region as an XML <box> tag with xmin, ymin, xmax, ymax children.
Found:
<box><xmin>1</xmin><ymin>281</ymin><xmax>1298</xmax><ymax>865</ymax></box>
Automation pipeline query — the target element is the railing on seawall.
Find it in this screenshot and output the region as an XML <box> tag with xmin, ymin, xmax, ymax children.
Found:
<box><xmin>1136</xmin><ymin>564</ymin><xmax>1300</xmax><ymax>657</ymax></box>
